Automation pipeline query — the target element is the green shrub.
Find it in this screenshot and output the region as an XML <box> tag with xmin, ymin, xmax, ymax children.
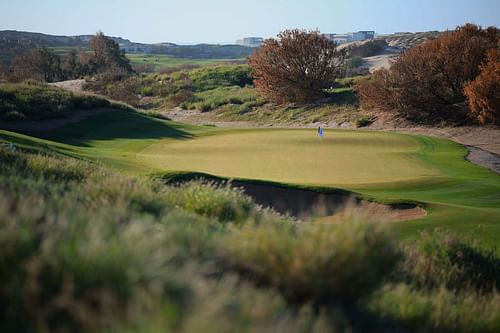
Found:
<box><xmin>139</xmin><ymin>86</ymin><xmax>154</xmax><ymax>96</ymax></box>
<box><xmin>229</xmin><ymin>97</ymin><xmax>244</xmax><ymax>104</ymax></box>
<box><xmin>401</xmin><ymin>231</ymin><xmax>500</xmax><ymax>292</ymax></box>
<box><xmin>237</xmin><ymin>103</ymin><xmax>252</xmax><ymax>114</ymax></box>
<box><xmin>196</xmin><ymin>102</ymin><xmax>213</xmax><ymax>112</ymax></box>
<box><xmin>222</xmin><ymin>221</ymin><xmax>401</xmax><ymax>305</ymax></box>
<box><xmin>355</xmin><ymin>116</ymin><xmax>373</xmax><ymax>128</ymax></box>
<box><xmin>165</xmin><ymin>181</ymin><xmax>256</xmax><ymax>223</ymax></box>
<box><xmin>369</xmin><ymin>284</ymin><xmax>500</xmax><ymax>333</ymax></box>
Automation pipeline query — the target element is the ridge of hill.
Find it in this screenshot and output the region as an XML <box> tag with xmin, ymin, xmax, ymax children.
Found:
<box><xmin>0</xmin><ymin>30</ymin><xmax>253</xmax><ymax>65</ymax></box>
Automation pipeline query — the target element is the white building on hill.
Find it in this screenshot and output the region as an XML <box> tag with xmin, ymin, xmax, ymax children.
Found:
<box><xmin>236</xmin><ymin>37</ymin><xmax>263</xmax><ymax>47</ymax></box>
<box><xmin>323</xmin><ymin>31</ymin><xmax>375</xmax><ymax>44</ymax></box>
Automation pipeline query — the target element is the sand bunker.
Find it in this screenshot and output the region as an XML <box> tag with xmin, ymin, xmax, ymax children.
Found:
<box><xmin>232</xmin><ymin>181</ymin><xmax>426</xmax><ymax>223</ymax></box>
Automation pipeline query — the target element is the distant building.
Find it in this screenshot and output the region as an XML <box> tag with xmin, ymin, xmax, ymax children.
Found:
<box><xmin>323</xmin><ymin>31</ymin><xmax>375</xmax><ymax>44</ymax></box>
<box><xmin>236</xmin><ymin>37</ymin><xmax>263</xmax><ymax>47</ymax></box>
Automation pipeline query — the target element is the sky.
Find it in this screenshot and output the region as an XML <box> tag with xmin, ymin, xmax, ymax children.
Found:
<box><xmin>1</xmin><ymin>0</ymin><xmax>499</xmax><ymax>44</ymax></box>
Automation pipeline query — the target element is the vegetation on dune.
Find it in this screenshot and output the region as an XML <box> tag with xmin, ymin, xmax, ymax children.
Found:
<box><xmin>84</xmin><ymin>64</ymin><xmax>254</xmax><ymax>109</ymax></box>
<box><xmin>0</xmin><ymin>82</ymin><xmax>132</xmax><ymax>121</ymax></box>
<box><xmin>0</xmin><ymin>144</ymin><xmax>499</xmax><ymax>332</ymax></box>
<box><xmin>356</xmin><ymin>24</ymin><xmax>500</xmax><ymax>124</ymax></box>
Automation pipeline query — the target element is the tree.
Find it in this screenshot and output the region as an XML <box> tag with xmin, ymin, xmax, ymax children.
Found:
<box><xmin>89</xmin><ymin>31</ymin><xmax>133</xmax><ymax>75</ymax></box>
<box><xmin>464</xmin><ymin>40</ymin><xmax>500</xmax><ymax>125</ymax></box>
<box><xmin>12</xmin><ymin>47</ymin><xmax>63</xmax><ymax>82</ymax></box>
<box><xmin>62</xmin><ymin>49</ymin><xmax>80</xmax><ymax>79</ymax></box>
<box><xmin>248</xmin><ymin>29</ymin><xmax>346</xmax><ymax>103</ymax></box>
<box><xmin>0</xmin><ymin>63</ymin><xmax>7</xmax><ymax>81</ymax></box>
<box><xmin>356</xmin><ymin>24</ymin><xmax>499</xmax><ymax>122</ymax></box>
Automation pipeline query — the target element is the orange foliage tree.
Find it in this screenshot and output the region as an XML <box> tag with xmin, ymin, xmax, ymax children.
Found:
<box><xmin>464</xmin><ymin>40</ymin><xmax>500</xmax><ymax>125</ymax></box>
<box><xmin>248</xmin><ymin>30</ymin><xmax>346</xmax><ymax>103</ymax></box>
<box><xmin>356</xmin><ymin>24</ymin><xmax>499</xmax><ymax>122</ymax></box>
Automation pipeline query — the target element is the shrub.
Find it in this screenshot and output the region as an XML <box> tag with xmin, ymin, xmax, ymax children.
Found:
<box><xmin>464</xmin><ymin>43</ymin><xmax>500</xmax><ymax>125</ymax></box>
<box><xmin>249</xmin><ymin>29</ymin><xmax>346</xmax><ymax>103</ymax></box>
<box><xmin>401</xmin><ymin>231</ymin><xmax>500</xmax><ymax>292</ymax></box>
<box><xmin>222</xmin><ymin>220</ymin><xmax>401</xmax><ymax>305</ymax></box>
<box><xmin>355</xmin><ymin>116</ymin><xmax>373</xmax><ymax>128</ymax></box>
<box><xmin>356</xmin><ymin>24</ymin><xmax>500</xmax><ymax>123</ymax></box>
<box><xmin>165</xmin><ymin>181</ymin><xmax>256</xmax><ymax>223</ymax></box>
<box><xmin>169</xmin><ymin>89</ymin><xmax>195</xmax><ymax>105</ymax></box>
<box><xmin>369</xmin><ymin>284</ymin><xmax>500</xmax><ymax>333</ymax></box>
<box><xmin>196</xmin><ymin>102</ymin><xmax>213</xmax><ymax>112</ymax></box>
<box><xmin>229</xmin><ymin>97</ymin><xmax>244</xmax><ymax>104</ymax></box>
<box><xmin>139</xmin><ymin>86</ymin><xmax>154</xmax><ymax>96</ymax></box>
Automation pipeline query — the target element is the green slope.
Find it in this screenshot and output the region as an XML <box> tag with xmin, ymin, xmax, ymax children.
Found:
<box><xmin>1</xmin><ymin>110</ymin><xmax>499</xmax><ymax>246</ymax></box>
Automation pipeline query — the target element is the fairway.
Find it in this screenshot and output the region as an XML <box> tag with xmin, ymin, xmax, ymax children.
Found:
<box><xmin>126</xmin><ymin>53</ymin><xmax>245</xmax><ymax>70</ymax></box>
<box><xmin>139</xmin><ymin>129</ymin><xmax>441</xmax><ymax>186</ymax></box>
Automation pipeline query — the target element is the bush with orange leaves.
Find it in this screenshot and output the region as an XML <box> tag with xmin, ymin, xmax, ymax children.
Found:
<box><xmin>248</xmin><ymin>30</ymin><xmax>346</xmax><ymax>104</ymax></box>
<box><xmin>464</xmin><ymin>42</ymin><xmax>500</xmax><ymax>125</ymax></box>
<box><xmin>356</xmin><ymin>24</ymin><xmax>499</xmax><ymax>124</ymax></box>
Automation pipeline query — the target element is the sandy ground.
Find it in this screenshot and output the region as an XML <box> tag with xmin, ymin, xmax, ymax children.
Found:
<box><xmin>231</xmin><ymin>181</ymin><xmax>426</xmax><ymax>223</ymax></box>
<box><xmin>49</xmin><ymin>79</ymin><xmax>86</xmax><ymax>93</ymax></box>
<box><xmin>362</xmin><ymin>47</ymin><xmax>401</xmax><ymax>73</ymax></box>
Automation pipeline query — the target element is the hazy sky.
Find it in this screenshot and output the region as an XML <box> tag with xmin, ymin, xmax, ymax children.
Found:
<box><xmin>1</xmin><ymin>0</ymin><xmax>499</xmax><ymax>44</ymax></box>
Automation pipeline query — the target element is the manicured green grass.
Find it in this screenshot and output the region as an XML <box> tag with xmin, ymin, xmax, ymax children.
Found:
<box><xmin>126</xmin><ymin>53</ymin><xmax>245</xmax><ymax>70</ymax></box>
<box><xmin>140</xmin><ymin>129</ymin><xmax>438</xmax><ymax>186</ymax></box>
<box><xmin>1</xmin><ymin>110</ymin><xmax>499</xmax><ymax>246</ymax></box>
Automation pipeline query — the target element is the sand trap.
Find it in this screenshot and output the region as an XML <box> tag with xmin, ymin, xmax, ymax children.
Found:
<box><xmin>232</xmin><ymin>181</ymin><xmax>426</xmax><ymax>223</ymax></box>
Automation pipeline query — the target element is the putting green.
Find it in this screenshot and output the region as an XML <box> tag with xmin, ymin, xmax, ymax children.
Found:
<box><xmin>139</xmin><ymin>129</ymin><xmax>441</xmax><ymax>186</ymax></box>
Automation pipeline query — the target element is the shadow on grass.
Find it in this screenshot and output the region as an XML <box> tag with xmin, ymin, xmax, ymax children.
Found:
<box><xmin>40</xmin><ymin>111</ymin><xmax>194</xmax><ymax>147</ymax></box>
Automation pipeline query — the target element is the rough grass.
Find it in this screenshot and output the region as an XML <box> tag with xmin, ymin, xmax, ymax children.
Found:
<box><xmin>401</xmin><ymin>230</ymin><xmax>500</xmax><ymax>291</ymax></box>
<box><xmin>222</xmin><ymin>220</ymin><xmax>401</xmax><ymax>305</ymax></box>
<box><xmin>0</xmin><ymin>82</ymin><xmax>132</xmax><ymax>121</ymax></box>
<box><xmin>1</xmin><ymin>146</ymin><xmax>499</xmax><ymax>332</ymax></box>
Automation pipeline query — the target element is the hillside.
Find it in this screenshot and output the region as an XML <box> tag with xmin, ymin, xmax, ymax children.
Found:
<box><xmin>383</xmin><ymin>31</ymin><xmax>442</xmax><ymax>49</ymax></box>
<box><xmin>0</xmin><ymin>30</ymin><xmax>253</xmax><ymax>66</ymax></box>
<box><xmin>350</xmin><ymin>31</ymin><xmax>443</xmax><ymax>72</ymax></box>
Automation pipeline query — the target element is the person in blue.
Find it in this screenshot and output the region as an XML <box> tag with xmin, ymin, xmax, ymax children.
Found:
<box><xmin>317</xmin><ymin>126</ymin><xmax>324</xmax><ymax>138</ymax></box>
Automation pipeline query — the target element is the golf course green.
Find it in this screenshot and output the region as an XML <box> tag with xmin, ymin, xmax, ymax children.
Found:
<box><xmin>1</xmin><ymin>110</ymin><xmax>499</xmax><ymax>246</ymax></box>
